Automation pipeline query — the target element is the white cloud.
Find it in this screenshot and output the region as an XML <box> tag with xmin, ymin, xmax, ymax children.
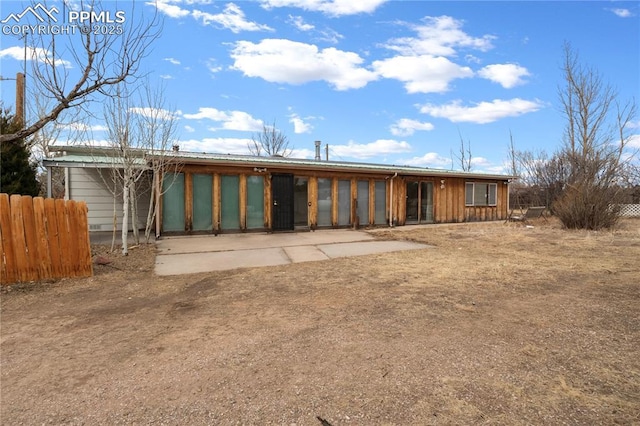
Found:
<box><xmin>317</xmin><ymin>27</ymin><xmax>343</xmax><ymax>44</ymax></box>
<box><xmin>151</xmin><ymin>0</ymin><xmax>190</xmax><ymax>18</ymax></box>
<box><xmin>59</xmin><ymin>123</ymin><xmax>108</xmax><ymax>133</ymax></box>
<box><xmin>160</xmin><ymin>74</ymin><xmax>174</xmax><ymax>79</ymax></box>
<box><xmin>419</xmin><ymin>98</ymin><xmax>544</xmax><ymax>124</ymax></box>
<box><xmin>205</xmin><ymin>58</ymin><xmax>223</xmax><ymax>74</ymax></box>
<box><xmin>290</xmin><ymin>148</ymin><xmax>316</xmax><ymax>159</ymax></box>
<box><xmin>401</xmin><ymin>152</ymin><xmax>450</xmax><ymax>168</ymax></box>
<box><xmin>627</xmin><ymin>134</ymin><xmax>640</xmax><ymax>148</ymax></box>
<box><xmin>192</xmin><ymin>3</ymin><xmax>273</xmax><ymax>33</ymax></box>
<box><xmin>178</xmin><ymin>137</ymin><xmax>253</xmax><ymax>154</ymax></box>
<box><xmin>261</xmin><ymin>0</ymin><xmax>388</xmax><ymax>16</ymax></box>
<box><xmin>373</xmin><ymin>55</ymin><xmax>473</xmax><ymax>94</ymax></box>
<box><xmin>289</xmin><ymin>113</ymin><xmax>313</xmax><ymax>134</ymax></box>
<box><xmin>331</xmin><ymin>139</ymin><xmax>412</xmax><ymax>159</ymax></box>
<box><xmin>0</xmin><ymin>46</ymin><xmax>72</xmax><ymax>68</ymax></box>
<box><xmin>183</xmin><ymin>107</ymin><xmax>263</xmax><ymax>131</ymax></box>
<box><xmin>390</xmin><ymin>118</ymin><xmax>434</xmax><ymax>136</ymax></box>
<box><xmin>130</xmin><ymin>107</ymin><xmax>180</xmax><ymax>121</ymax></box>
<box><xmin>164</xmin><ymin>57</ymin><xmax>181</xmax><ymax>65</ymax></box>
<box><xmin>230</xmin><ymin>39</ymin><xmax>378</xmax><ymax>90</ymax></box>
<box><xmin>383</xmin><ymin>15</ymin><xmax>495</xmax><ymax>57</ymax></box>
<box><xmin>288</xmin><ymin>15</ymin><xmax>314</xmax><ymax>31</ymax></box>
<box><xmin>478</xmin><ymin>63</ymin><xmax>531</xmax><ymax>88</ymax></box>
<box><xmin>611</xmin><ymin>8</ymin><xmax>632</xmax><ymax>18</ymax></box>
<box><xmin>184</xmin><ymin>125</ymin><xmax>195</xmax><ymax>133</ymax></box>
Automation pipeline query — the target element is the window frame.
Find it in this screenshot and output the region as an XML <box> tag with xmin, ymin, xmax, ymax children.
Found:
<box><xmin>465</xmin><ymin>182</ymin><xmax>498</xmax><ymax>207</ymax></box>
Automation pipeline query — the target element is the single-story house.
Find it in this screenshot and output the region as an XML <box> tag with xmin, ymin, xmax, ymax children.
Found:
<box><xmin>44</xmin><ymin>145</ymin><xmax>514</xmax><ymax>236</ymax></box>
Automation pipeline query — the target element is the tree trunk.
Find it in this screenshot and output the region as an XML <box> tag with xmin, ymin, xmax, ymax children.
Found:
<box><xmin>144</xmin><ymin>172</ymin><xmax>157</xmax><ymax>243</ymax></box>
<box><xmin>122</xmin><ymin>173</ymin><xmax>131</xmax><ymax>256</ymax></box>
<box><xmin>130</xmin><ymin>183</ymin><xmax>140</xmax><ymax>244</ymax></box>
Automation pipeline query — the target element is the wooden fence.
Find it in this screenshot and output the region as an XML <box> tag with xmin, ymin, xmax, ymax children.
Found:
<box><xmin>0</xmin><ymin>193</ymin><xmax>93</xmax><ymax>285</ymax></box>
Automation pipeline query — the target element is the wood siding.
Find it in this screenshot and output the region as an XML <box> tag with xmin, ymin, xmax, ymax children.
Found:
<box><xmin>159</xmin><ymin>164</ymin><xmax>510</xmax><ymax>234</ymax></box>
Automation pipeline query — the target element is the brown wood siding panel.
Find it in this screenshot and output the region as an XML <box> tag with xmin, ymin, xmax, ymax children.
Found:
<box><xmin>264</xmin><ymin>175</ymin><xmax>271</xmax><ymax>229</ymax></box>
<box><xmin>396</xmin><ymin>177</ymin><xmax>406</xmax><ymax>225</ymax></box>
<box><xmin>213</xmin><ymin>173</ymin><xmax>221</xmax><ymax>232</ymax></box>
<box><xmin>308</xmin><ymin>176</ymin><xmax>318</xmax><ymax>228</ymax></box>
<box><xmin>350</xmin><ymin>178</ymin><xmax>357</xmax><ymax>226</ymax></box>
<box><xmin>239</xmin><ymin>174</ymin><xmax>247</xmax><ymax>230</ymax></box>
<box><xmin>184</xmin><ymin>173</ymin><xmax>193</xmax><ymax>232</ymax></box>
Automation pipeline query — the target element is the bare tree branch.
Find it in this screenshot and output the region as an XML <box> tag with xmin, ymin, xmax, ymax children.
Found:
<box><xmin>1</xmin><ymin>0</ymin><xmax>162</xmax><ymax>143</ymax></box>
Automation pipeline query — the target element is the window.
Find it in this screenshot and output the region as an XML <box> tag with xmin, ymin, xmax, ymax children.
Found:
<box><xmin>465</xmin><ymin>182</ymin><xmax>497</xmax><ymax>206</ymax></box>
<box><xmin>246</xmin><ymin>176</ymin><xmax>264</xmax><ymax>229</ymax></box>
<box><xmin>337</xmin><ymin>180</ymin><xmax>351</xmax><ymax>226</ymax></box>
<box><xmin>221</xmin><ymin>175</ymin><xmax>240</xmax><ymax>230</ymax></box>
<box><xmin>357</xmin><ymin>180</ymin><xmax>369</xmax><ymax>225</ymax></box>
<box><xmin>317</xmin><ymin>178</ymin><xmax>332</xmax><ymax>227</ymax></box>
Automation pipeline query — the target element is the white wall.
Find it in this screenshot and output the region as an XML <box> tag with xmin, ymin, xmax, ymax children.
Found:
<box><xmin>68</xmin><ymin>168</ymin><xmax>152</xmax><ymax>232</ymax></box>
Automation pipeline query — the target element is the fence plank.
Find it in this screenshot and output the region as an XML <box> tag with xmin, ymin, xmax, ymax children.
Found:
<box><xmin>55</xmin><ymin>198</ymin><xmax>72</xmax><ymax>278</ymax></box>
<box><xmin>9</xmin><ymin>195</ymin><xmax>30</xmax><ymax>282</ymax></box>
<box><xmin>76</xmin><ymin>202</ymin><xmax>93</xmax><ymax>277</ymax></box>
<box><xmin>0</xmin><ymin>194</ymin><xmax>17</xmax><ymax>283</ymax></box>
<box><xmin>2</xmin><ymin>194</ymin><xmax>93</xmax><ymax>284</ymax></box>
<box><xmin>1</xmin><ymin>194</ymin><xmax>17</xmax><ymax>284</ymax></box>
<box><xmin>21</xmin><ymin>196</ymin><xmax>41</xmax><ymax>281</ymax></box>
<box><xmin>44</xmin><ymin>198</ymin><xmax>63</xmax><ymax>279</ymax></box>
<box><xmin>67</xmin><ymin>200</ymin><xmax>81</xmax><ymax>277</ymax></box>
<box><xmin>33</xmin><ymin>197</ymin><xmax>53</xmax><ymax>279</ymax></box>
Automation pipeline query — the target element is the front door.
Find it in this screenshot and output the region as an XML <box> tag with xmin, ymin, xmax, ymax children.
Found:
<box><xmin>271</xmin><ymin>174</ymin><xmax>294</xmax><ymax>231</ymax></box>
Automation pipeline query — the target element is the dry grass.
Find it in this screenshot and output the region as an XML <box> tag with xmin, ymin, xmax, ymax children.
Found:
<box><xmin>1</xmin><ymin>218</ymin><xmax>639</xmax><ymax>425</ymax></box>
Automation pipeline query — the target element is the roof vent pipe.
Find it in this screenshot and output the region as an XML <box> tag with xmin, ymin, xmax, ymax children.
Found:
<box><xmin>314</xmin><ymin>140</ymin><xmax>321</xmax><ymax>161</ymax></box>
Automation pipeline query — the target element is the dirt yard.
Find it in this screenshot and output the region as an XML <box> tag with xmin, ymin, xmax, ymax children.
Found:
<box><xmin>1</xmin><ymin>218</ymin><xmax>639</xmax><ymax>425</ymax></box>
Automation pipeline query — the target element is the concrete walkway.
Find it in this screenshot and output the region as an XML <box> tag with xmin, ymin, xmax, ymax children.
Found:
<box><xmin>154</xmin><ymin>229</ymin><xmax>431</xmax><ymax>276</ymax></box>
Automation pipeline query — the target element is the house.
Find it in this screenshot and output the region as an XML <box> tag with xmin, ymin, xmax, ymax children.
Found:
<box><xmin>44</xmin><ymin>145</ymin><xmax>514</xmax><ymax>236</ymax></box>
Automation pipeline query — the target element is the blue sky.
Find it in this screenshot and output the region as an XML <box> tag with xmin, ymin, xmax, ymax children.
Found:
<box><xmin>1</xmin><ymin>0</ymin><xmax>639</xmax><ymax>174</ymax></box>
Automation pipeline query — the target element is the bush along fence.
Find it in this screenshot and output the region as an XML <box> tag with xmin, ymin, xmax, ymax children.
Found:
<box><xmin>0</xmin><ymin>193</ymin><xmax>93</xmax><ymax>285</ymax></box>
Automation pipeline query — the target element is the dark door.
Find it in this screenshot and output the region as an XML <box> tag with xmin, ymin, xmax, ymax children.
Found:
<box><xmin>406</xmin><ymin>181</ymin><xmax>419</xmax><ymax>223</ymax></box>
<box><xmin>272</xmin><ymin>174</ymin><xmax>294</xmax><ymax>231</ymax></box>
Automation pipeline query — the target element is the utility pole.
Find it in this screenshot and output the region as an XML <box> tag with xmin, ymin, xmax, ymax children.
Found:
<box><xmin>16</xmin><ymin>72</ymin><xmax>25</xmax><ymax>129</ymax></box>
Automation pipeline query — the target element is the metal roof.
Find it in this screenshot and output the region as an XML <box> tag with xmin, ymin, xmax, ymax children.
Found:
<box><xmin>44</xmin><ymin>146</ymin><xmax>515</xmax><ymax>180</ymax></box>
<box><xmin>155</xmin><ymin>150</ymin><xmax>515</xmax><ymax>180</ymax></box>
<box><xmin>43</xmin><ymin>146</ymin><xmax>148</xmax><ymax>169</ymax></box>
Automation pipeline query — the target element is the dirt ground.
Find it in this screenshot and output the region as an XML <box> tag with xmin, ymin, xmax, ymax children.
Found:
<box><xmin>1</xmin><ymin>218</ymin><xmax>639</xmax><ymax>425</ymax></box>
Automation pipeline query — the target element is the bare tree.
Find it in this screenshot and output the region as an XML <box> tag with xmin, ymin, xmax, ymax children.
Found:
<box><xmin>0</xmin><ymin>0</ymin><xmax>161</xmax><ymax>144</ymax></box>
<box><xmin>133</xmin><ymin>84</ymin><xmax>181</xmax><ymax>243</ymax></box>
<box><xmin>248</xmin><ymin>120</ymin><xmax>292</xmax><ymax>157</ymax></box>
<box><xmin>452</xmin><ymin>130</ymin><xmax>472</xmax><ymax>172</ymax></box>
<box><xmin>553</xmin><ymin>43</ymin><xmax>637</xmax><ymax>229</ymax></box>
